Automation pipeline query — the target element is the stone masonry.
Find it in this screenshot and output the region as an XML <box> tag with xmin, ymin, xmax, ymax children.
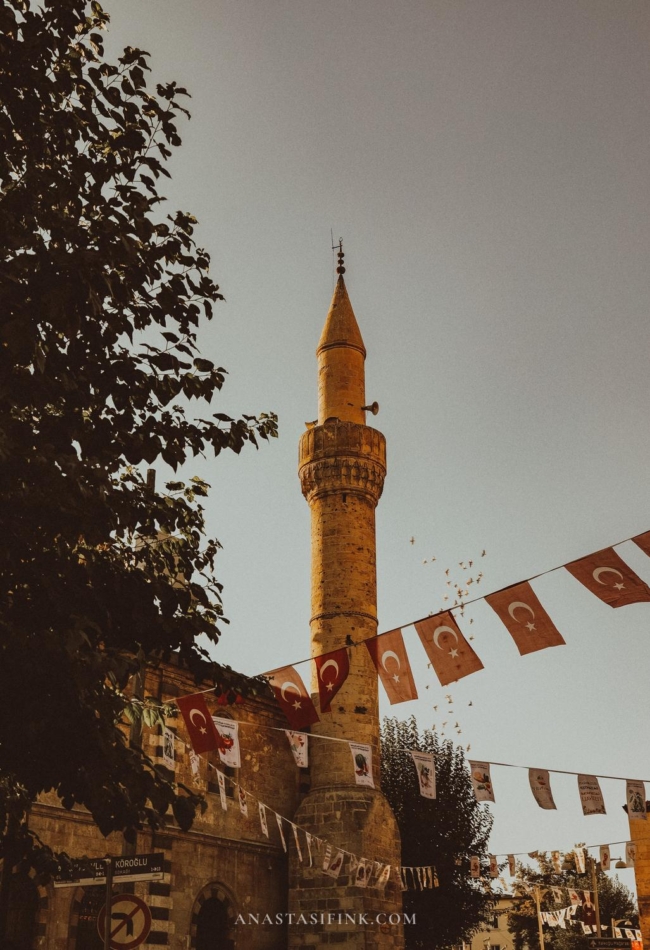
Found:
<box><xmin>288</xmin><ymin>273</ymin><xmax>404</xmax><ymax>950</ymax></box>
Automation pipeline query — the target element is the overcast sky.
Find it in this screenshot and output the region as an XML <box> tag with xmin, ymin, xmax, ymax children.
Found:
<box><xmin>105</xmin><ymin>0</ymin><xmax>650</xmax><ymax>886</ymax></box>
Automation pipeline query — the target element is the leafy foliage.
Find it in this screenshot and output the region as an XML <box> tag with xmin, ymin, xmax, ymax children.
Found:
<box><xmin>381</xmin><ymin>717</ymin><xmax>497</xmax><ymax>949</ymax></box>
<box><xmin>509</xmin><ymin>851</ymin><xmax>638</xmax><ymax>950</ymax></box>
<box><xmin>0</xmin><ymin>0</ymin><xmax>277</xmax><ymax>872</ymax></box>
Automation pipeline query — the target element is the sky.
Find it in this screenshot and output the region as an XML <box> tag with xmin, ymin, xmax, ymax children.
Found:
<box><xmin>104</xmin><ymin>0</ymin><xmax>650</xmax><ymax>892</ymax></box>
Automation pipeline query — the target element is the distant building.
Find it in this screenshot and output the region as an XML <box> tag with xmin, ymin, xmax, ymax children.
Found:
<box><xmin>469</xmin><ymin>895</ymin><xmax>519</xmax><ymax>950</ymax></box>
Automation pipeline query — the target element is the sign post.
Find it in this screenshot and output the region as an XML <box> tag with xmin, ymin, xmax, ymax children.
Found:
<box><xmin>103</xmin><ymin>857</ymin><xmax>113</xmax><ymax>950</ymax></box>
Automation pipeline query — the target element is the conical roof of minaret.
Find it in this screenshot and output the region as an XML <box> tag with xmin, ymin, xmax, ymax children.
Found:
<box><xmin>317</xmin><ymin>275</ymin><xmax>366</xmax><ymax>357</ymax></box>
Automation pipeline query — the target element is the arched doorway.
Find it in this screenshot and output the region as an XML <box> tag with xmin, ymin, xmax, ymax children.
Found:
<box><xmin>190</xmin><ymin>883</ymin><xmax>236</xmax><ymax>950</ymax></box>
<box><xmin>196</xmin><ymin>897</ymin><xmax>231</xmax><ymax>950</ymax></box>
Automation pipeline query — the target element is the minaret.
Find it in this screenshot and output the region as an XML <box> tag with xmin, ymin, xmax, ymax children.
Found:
<box><xmin>288</xmin><ymin>248</ymin><xmax>404</xmax><ymax>948</ymax></box>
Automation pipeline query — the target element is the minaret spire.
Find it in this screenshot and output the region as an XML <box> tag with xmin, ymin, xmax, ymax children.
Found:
<box><xmin>317</xmin><ymin>244</ymin><xmax>367</xmax><ymax>425</ymax></box>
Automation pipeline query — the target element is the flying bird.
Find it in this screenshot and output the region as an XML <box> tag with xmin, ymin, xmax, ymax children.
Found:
<box><xmin>466</xmin><ymin>744</ymin><xmax>471</xmax><ymax>751</ymax></box>
<box><xmin>481</xmin><ymin>550</ymin><xmax>486</xmax><ymax>557</ymax></box>
<box><xmin>433</xmin><ymin>705</ymin><xmax>438</xmax><ymax>711</ymax></box>
<box><xmin>468</xmin><ymin>701</ymin><xmax>473</xmax><ymax>706</ymax></box>
<box><xmin>410</xmin><ymin>537</ymin><xmax>415</xmax><ymax>545</ymax></box>
<box><xmin>445</xmin><ymin>568</ymin><xmax>450</xmax><ymax>576</ymax></box>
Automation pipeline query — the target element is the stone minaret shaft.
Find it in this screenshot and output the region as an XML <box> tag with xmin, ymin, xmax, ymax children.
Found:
<box><xmin>301</xmin><ymin>274</ymin><xmax>386</xmax><ymax>777</ymax></box>
<box><xmin>289</xmin><ymin>268</ymin><xmax>403</xmax><ymax>949</ymax></box>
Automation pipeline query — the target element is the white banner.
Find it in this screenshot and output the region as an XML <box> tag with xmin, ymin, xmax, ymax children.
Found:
<box><xmin>237</xmin><ymin>786</ymin><xmax>248</xmax><ymax>817</ymax></box>
<box><xmin>285</xmin><ymin>731</ymin><xmax>309</xmax><ymax>767</ymax></box>
<box><xmin>551</xmin><ymin>851</ymin><xmax>562</xmax><ymax>873</ymax></box>
<box><xmin>626</xmin><ymin>780</ymin><xmax>647</xmax><ymax>821</ymax></box>
<box><xmin>355</xmin><ymin>858</ymin><xmax>372</xmax><ymax>887</ymax></box>
<box><xmin>350</xmin><ymin>742</ymin><xmax>375</xmax><ymax>787</ymax></box>
<box><xmin>469</xmin><ymin>761</ymin><xmax>495</xmax><ymax>802</ymax></box>
<box><xmin>217</xmin><ymin>770</ymin><xmax>227</xmax><ymax>811</ymax></box>
<box><xmin>577</xmin><ymin>774</ymin><xmax>606</xmax><ymax>816</ymax></box>
<box><xmin>411</xmin><ymin>751</ymin><xmax>436</xmax><ymax>799</ymax></box>
<box><xmin>276</xmin><ymin>813</ymin><xmax>287</xmax><ymax>851</ymax></box>
<box><xmin>508</xmin><ymin>854</ymin><xmax>516</xmax><ymax>876</ymax></box>
<box><xmin>529</xmin><ymin>768</ymin><xmax>557</xmax><ymax>810</ymax></box>
<box><xmin>489</xmin><ymin>855</ymin><xmax>498</xmax><ymax>878</ymax></box>
<box><xmin>470</xmin><ymin>855</ymin><xmax>480</xmax><ymax>878</ymax></box>
<box><xmin>212</xmin><ymin>717</ymin><xmax>241</xmax><ymax>768</ymax></box>
<box><xmin>574</xmin><ymin>848</ymin><xmax>586</xmax><ymax>873</ymax></box>
<box><xmin>377</xmin><ymin>863</ymin><xmax>391</xmax><ymax>889</ymax></box>
<box><xmin>162</xmin><ymin>726</ymin><xmax>175</xmax><ymax>770</ymax></box>
<box><xmin>626</xmin><ymin>841</ymin><xmax>637</xmax><ymax>867</ymax></box>
<box><xmin>258</xmin><ymin>802</ymin><xmax>269</xmax><ymax>838</ymax></box>
<box><xmin>600</xmin><ymin>845</ymin><xmax>610</xmax><ymax>871</ymax></box>
<box><xmin>323</xmin><ymin>848</ymin><xmax>345</xmax><ymax>879</ymax></box>
<box><xmin>291</xmin><ymin>823</ymin><xmax>303</xmax><ymax>863</ymax></box>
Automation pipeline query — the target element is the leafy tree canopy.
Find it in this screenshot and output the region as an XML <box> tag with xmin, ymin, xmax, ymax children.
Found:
<box><xmin>381</xmin><ymin>717</ymin><xmax>497</xmax><ymax>949</ymax></box>
<box><xmin>0</xmin><ymin>0</ymin><xmax>277</xmax><ymax>874</ymax></box>
<box><xmin>509</xmin><ymin>851</ymin><xmax>638</xmax><ymax>950</ymax></box>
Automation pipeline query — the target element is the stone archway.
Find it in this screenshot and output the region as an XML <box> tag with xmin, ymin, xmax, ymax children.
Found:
<box><xmin>189</xmin><ymin>882</ymin><xmax>237</xmax><ymax>950</ymax></box>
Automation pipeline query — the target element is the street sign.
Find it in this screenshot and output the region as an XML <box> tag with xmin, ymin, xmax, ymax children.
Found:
<box><xmin>54</xmin><ymin>852</ymin><xmax>165</xmax><ymax>888</ymax></box>
<box><xmin>587</xmin><ymin>940</ymin><xmax>632</xmax><ymax>949</ymax></box>
<box><xmin>97</xmin><ymin>893</ymin><xmax>152</xmax><ymax>950</ymax></box>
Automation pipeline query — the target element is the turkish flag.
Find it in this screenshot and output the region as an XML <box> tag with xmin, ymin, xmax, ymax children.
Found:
<box><xmin>176</xmin><ymin>693</ymin><xmax>224</xmax><ymax>754</ymax></box>
<box><xmin>266</xmin><ymin>666</ymin><xmax>320</xmax><ymax>729</ymax></box>
<box><xmin>414</xmin><ymin>612</ymin><xmax>484</xmax><ymax>686</ymax></box>
<box><xmin>632</xmin><ymin>530</ymin><xmax>650</xmax><ymax>558</ymax></box>
<box><xmin>566</xmin><ymin>547</ymin><xmax>650</xmax><ymax>607</ymax></box>
<box><xmin>314</xmin><ymin>648</ymin><xmax>350</xmax><ymax>713</ymax></box>
<box><xmin>485</xmin><ymin>581</ymin><xmax>565</xmax><ymax>656</ymax></box>
<box><xmin>365</xmin><ymin>629</ymin><xmax>418</xmax><ymax>704</ymax></box>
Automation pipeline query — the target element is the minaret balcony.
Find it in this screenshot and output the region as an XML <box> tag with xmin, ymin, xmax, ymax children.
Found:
<box><xmin>298</xmin><ymin>419</ymin><xmax>386</xmax><ymax>505</ymax></box>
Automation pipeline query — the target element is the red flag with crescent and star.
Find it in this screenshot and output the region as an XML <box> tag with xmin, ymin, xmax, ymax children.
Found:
<box><xmin>485</xmin><ymin>581</ymin><xmax>565</xmax><ymax>656</ymax></box>
<box><xmin>176</xmin><ymin>693</ymin><xmax>225</xmax><ymax>755</ymax></box>
<box><xmin>314</xmin><ymin>647</ymin><xmax>350</xmax><ymax>713</ymax></box>
<box><xmin>365</xmin><ymin>628</ymin><xmax>418</xmax><ymax>704</ymax></box>
<box><xmin>414</xmin><ymin>612</ymin><xmax>484</xmax><ymax>686</ymax></box>
<box><xmin>565</xmin><ymin>547</ymin><xmax>650</xmax><ymax>607</ymax></box>
<box><xmin>266</xmin><ymin>666</ymin><xmax>320</xmax><ymax>730</ymax></box>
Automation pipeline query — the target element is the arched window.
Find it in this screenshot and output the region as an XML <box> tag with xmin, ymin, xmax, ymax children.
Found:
<box><xmin>74</xmin><ymin>885</ymin><xmax>105</xmax><ymax>950</ymax></box>
<box><xmin>3</xmin><ymin>872</ymin><xmax>39</xmax><ymax>950</ymax></box>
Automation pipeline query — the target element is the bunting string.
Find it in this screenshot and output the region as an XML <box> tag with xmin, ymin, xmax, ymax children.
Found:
<box><xmin>258</xmin><ymin>531</ymin><xmax>650</xmax><ymax>702</ymax></box>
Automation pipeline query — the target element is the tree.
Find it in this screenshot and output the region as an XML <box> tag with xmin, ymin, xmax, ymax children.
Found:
<box><xmin>381</xmin><ymin>716</ymin><xmax>497</xmax><ymax>949</ymax></box>
<box><xmin>0</xmin><ymin>0</ymin><xmax>277</xmax><ymax>884</ymax></box>
<box><xmin>508</xmin><ymin>851</ymin><xmax>638</xmax><ymax>950</ymax></box>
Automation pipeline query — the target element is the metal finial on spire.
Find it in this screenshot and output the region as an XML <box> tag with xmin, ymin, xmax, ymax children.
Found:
<box><xmin>333</xmin><ymin>236</ymin><xmax>345</xmax><ymax>275</ymax></box>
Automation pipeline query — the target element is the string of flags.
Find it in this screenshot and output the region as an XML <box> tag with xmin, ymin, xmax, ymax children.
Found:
<box><xmin>174</xmin><ymin>729</ymin><xmax>409</xmax><ymax>891</ymax></box>
<box><xmin>260</xmin><ymin>530</ymin><xmax>650</xmax><ymax>727</ymax></box>
<box><xmin>167</xmin><ymin>693</ymin><xmax>647</xmax><ymax>896</ymax></box>
<box><xmin>175</xmin><ymin>689</ymin><xmax>650</xmax><ymax>824</ymax></box>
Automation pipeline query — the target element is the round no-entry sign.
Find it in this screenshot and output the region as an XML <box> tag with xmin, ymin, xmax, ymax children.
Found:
<box><xmin>97</xmin><ymin>893</ymin><xmax>152</xmax><ymax>950</ymax></box>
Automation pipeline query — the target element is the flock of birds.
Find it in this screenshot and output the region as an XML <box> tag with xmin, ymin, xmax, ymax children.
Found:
<box><xmin>408</xmin><ymin>536</ymin><xmax>488</xmax><ymax>751</ymax></box>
